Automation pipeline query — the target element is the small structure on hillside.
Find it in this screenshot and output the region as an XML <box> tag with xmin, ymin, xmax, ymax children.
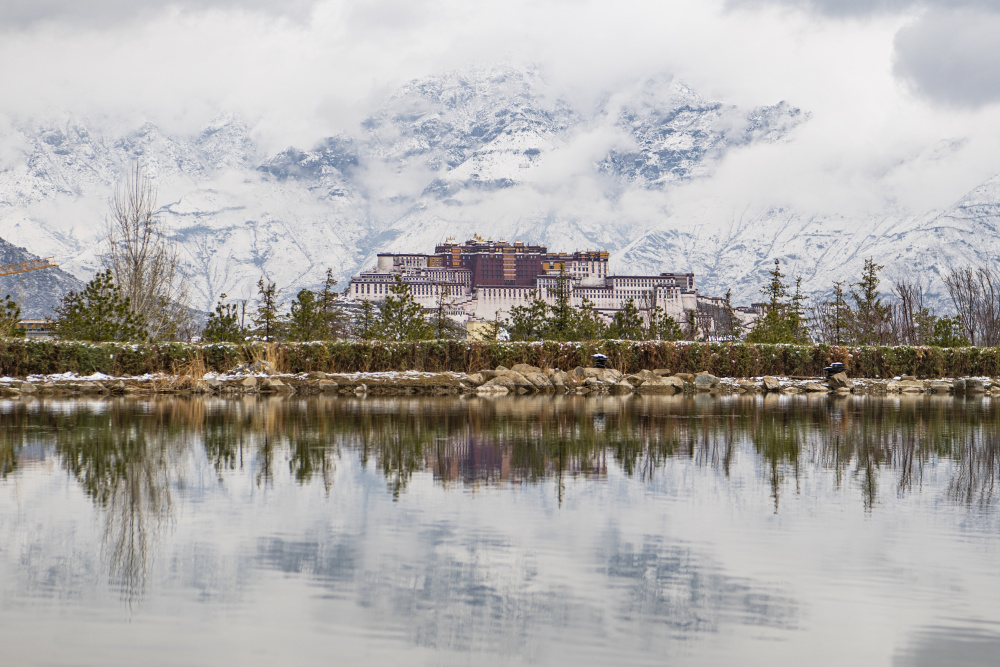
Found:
<box><xmin>17</xmin><ymin>319</ymin><xmax>55</xmax><ymax>340</ymax></box>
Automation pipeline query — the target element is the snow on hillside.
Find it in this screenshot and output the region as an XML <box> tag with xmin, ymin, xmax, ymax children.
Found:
<box><xmin>0</xmin><ymin>64</ymin><xmax>992</xmax><ymax>317</ymax></box>
<box><xmin>0</xmin><ymin>237</ymin><xmax>82</xmax><ymax>318</ymax></box>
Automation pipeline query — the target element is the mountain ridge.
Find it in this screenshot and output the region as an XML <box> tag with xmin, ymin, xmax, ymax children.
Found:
<box><xmin>0</xmin><ymin>64</ymin><xmax>988</xmax><ymax>318</ymax></box>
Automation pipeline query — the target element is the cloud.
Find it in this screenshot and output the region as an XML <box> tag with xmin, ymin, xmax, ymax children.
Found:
<box><xmin>2</xmin><ymin>0</ymin><xmax>1000</xmax><ymax>223</ymax></box>
<box><xmin>723</xmin><ymin>0</ymin><xmax>990</xmax><ymax>17</ymax></box>
<box><xmin>725</xmin><ymin>1</ymin><xmax>1000</xmax><ymax>107</ymax></box>
<box><xmin>0</xmin><ymin>0</ymin><xmax>318</xmax><ymax>29</ymax></box>
<box><xmin>894</xmin><ymin>7</ymin><xmax>1000</xmax><ymax>107</ymax></box>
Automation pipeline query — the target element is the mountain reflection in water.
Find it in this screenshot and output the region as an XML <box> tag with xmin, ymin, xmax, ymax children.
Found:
<box><xmin>2</xmin><ymin>394</ymin><xmax>1000</xmax><ymax>666</ymax></box>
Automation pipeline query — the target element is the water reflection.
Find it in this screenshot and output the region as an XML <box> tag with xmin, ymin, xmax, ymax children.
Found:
<box><xmin>4</xmin><ymin>394</ymin><xmax>1000</xmax><ymax>511</ymax></box>
<box><xmin>3</xmin><ymin>394</ymin><xmax>1000</xmax><ymax>664</ymax></box>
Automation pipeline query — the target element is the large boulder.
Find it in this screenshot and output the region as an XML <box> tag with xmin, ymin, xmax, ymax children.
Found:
<box><xmin>930</xmin><ymin>381</ymin><xmax>951</xmax><ymax>395</ymax></box>
<box><xmin>608</xmin><ymin>381</ymin><xmax>634</xmax><ymax>395</ymax></box>
<box><xmin>761</xmin><ymin>376</ymin><xmax>781</xmax><ymax>393</ymax></box>
<box><xmin>317</xmin><ymin>380</ymin><xmax>339</xmax><ymax>393</ymax></box>
<box><xmin>463</xmin><ymin>372</ymin><xmax>488</xmax><ymax>387</ymax></box>
<box><xmin>482</xmin><ymin>372</ymin><xmax>535</xmax><ymax>393</ymax></box>
<box><xmin>693</xmin><ymin>373</ymin><xmax>719</xmax><ymax>391</ymax></box>
<box><xmin>476</xmin><ymin>380</ymin><xmax>510</xmax><ymax>395</ymax></box>
<box><xmin>576</xmin><ymin>367</ymin><xmax>623</xmax><ymax>383</ymax></box>
<box><xmin>827</xmin><ymin>372</ymin><xmax>853</xmax><ymax>390</ymax></box>
<box><xmin>482</xmin><ymin>375</ymin><xmax>517</xmax><ymax>390</ymax></box>
<box><xmin>966</xmin><ymin>378</ymin><xmax>986</xmax><ymax>394</ymax></box>
<box><xmin>596</xmin><ymin>368</ymin><xmax>624</xmax><ymax>384</ymax></box>
<box><xmin>522</xmin><ymin>372</ymin><xmax>555</xmax><ymax>391</ymax></box>
<box><xmin>625</xmin><ymin>375</ymin><xmax>646</xmax><ymax>387</ymax></box>
<box><xmin>506</xmin><ymin>371</ymin><xmax>537</xmax><ymax>391</ymax></box>
<box><xmin>511</xmin><ymin>363</ymin><xmax>542</xmax><ymax>374</ymax></box>
<box><xmin>636</xmin><ymin>376</ymin><xmax>683</xmax><ymax>395</ymax></box>
<box><xmin>262</xmin><ymin>377</ymin><xmax>294</xmax><ymax>393</ymax></box>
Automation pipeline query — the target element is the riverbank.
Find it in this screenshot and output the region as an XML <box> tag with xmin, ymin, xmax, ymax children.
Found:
<box><xmin>2</xmin><ymin>364</ymin><xmax>999</xmax><ymax>398</ymax></box>
<box><xmin>4</xmin><ymin>339</ymin><xmax>1000</xmax><ymax>379</ymax></box>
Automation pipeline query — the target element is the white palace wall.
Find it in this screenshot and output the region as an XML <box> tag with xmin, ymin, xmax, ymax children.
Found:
<box><xmin>347</xmin><ymin>252</ymin><xmax>747</xmax><ymax>332</ymax></box>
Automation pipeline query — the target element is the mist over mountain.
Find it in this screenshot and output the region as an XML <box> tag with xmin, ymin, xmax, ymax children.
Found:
<box><xmin>0</xmin><ymin>65</ymin><xmax>992</xmax><ymax>316</ymax></box>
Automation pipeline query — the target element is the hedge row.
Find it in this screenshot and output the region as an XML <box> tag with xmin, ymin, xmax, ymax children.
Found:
<box><xmin>3</xmin><ymin>339</ymin><xmax>1000</xmax><ymax>378</ymax></box>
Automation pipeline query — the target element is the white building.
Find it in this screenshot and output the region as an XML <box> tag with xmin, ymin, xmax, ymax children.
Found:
<box><xmin>348</xmin><ymin>237</ymin><xmax>756</xmax><ymax>336</ymax></box>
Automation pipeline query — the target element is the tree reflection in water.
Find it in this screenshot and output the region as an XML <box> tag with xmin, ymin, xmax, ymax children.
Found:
<box><xmin>4</xmin><ymin>393</ymin><xmax>1000</xmax><ymax>532</ymax></box>
<box><xmin>0</xmin><ymin>400</ymin><xmax>193</xmax><ymax>606</ymax></box>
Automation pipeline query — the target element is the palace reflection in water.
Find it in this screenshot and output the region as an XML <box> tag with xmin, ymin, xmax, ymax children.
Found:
<box><xmin>2</xmin><ymin>394</ymin><xmax>1000</xmax><ymax>666</ymax></box>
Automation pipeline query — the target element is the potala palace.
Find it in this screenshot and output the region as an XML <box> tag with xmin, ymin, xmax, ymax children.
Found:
<box><xmin>348</xmin><ymin>236</ymin><xmax>759</xmax><ymax>331</ymax></box>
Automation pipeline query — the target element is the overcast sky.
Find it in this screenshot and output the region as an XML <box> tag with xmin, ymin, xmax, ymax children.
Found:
<box><xmin>3</xmin><ymin>0</ymin><xmax>1000</xmax><ymax>215</ymax></box>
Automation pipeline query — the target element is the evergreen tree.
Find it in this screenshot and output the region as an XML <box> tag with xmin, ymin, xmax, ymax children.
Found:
<box><xmin>913</xmin><ymin>306</ymin><xmax>938</xmax><ymax>346</ymax></box>
<box><xmin>286</xmin><ymin>289</ymin><xmax>326</xmax><ymax>341</ymax></box>
<box><xmin>829</xmin><ymin>280</ymin><xmax>852</xmax><ymax>345</ymax></box>
<box><xmin>355</xmin><ymin>299</ymin><xmax>379</xmax><ymax>339</ymax></box>
<box><xmin>252</xmin><ymin>277</ymin><xmax>283</xmax><ymax>341</ymax></box>
<box><xmin>377</xmin><ymin>276</ymin><xmax>429</xmax><ymax>341</ymax></box>
<box><xmin>54</xmin><ymin>270</ymin><xmax>147</xmax><ymax>342</ymax></box>
<box><xmin>746</xmin><ymin>259</ymin><xmax>807</xmax><ymax>344</ymax></box>
<box><xmin>543</xmin><ymin>269</ymin><xmax>575</xmax><ymax>340</ymax></box>
<box><xmin>790</xmin><ymin>277</ymin><xmax>811</xmax><ymax>343</ymax></box>
<box><xmin>317</xmin><ymin>268</ymin><xmax>345</xmax><ymax>340</ymax></box>
<box><xmin>201</xmin><ymin>293</ymin><xmax>245</xmax><ymax>343</ymax></box>
<box><xmin>683</xmin><ymin>309</ymin><xmax>698</xmax><ymax>341</ymax></box>
<box><xmin>609</xmin><ymin>298</ymin><xmax>644</xmax><ymax>340</ymax></box>
<box><xmin>573</xmin><ymin>298</ymin><xmax>607</xmax><ymax>341</ymax></box>
<box><xmin>658</xmin><ymin>312</ymin><xmax>684</xmax><ymax>341</ymax></box>
<box><xmin>475</xmin><ymin>312</ymin><xmax>503</xmax><ymax>342</ymax></box>
<box><xmin>430</xmin><ymin>284</ymin><xmax>465</xmax><ymax>339</ymax></box>
<box><xmin>506</xmin><ymin>295</ymin><xmax>549</xmax><ymax>341</ymax></box>
<box><xmin>927</xmin><ymin>316</ymin><xmax>970</xmax><ymax>348</ymax></box>
<box><xmin>0</xmin><ymin>294</ymin><xmax>23</xmax><ymax>338</ymax></box>
<box><xmin>648</xmin><ymin>306</ymin><xmax>683</xmax><ymax>341</ymax></box>
<box><xmin>850</xmin><ymin>258</ymin><xmax>887</xmax><ymax>345</ymax></box>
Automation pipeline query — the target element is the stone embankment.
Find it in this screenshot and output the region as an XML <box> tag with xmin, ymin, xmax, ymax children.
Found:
<box><xmin>2</xmin><ymin>363</ymin><xmax>1000</xmax><ymax>399</ymax></box>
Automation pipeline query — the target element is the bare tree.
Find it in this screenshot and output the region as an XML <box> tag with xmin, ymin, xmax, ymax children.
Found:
<box><xmin>105</xmin><ymin>161</ymin><xmax>188</xmax><ymax>340</ymax></box>
<box><xmin>887</xmin><ymin>279</ymin><xmax>937</xmax><ymax>346</ymax></box>
<box><xmin>944</xmin><ymin>266</ymin><xmax>1000</xmax><ymax>346</ymax></box>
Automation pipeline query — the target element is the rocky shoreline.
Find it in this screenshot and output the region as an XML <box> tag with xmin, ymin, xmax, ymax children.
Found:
<box><xmin>2</xmin><ymin>363</ymin><xmax>1000</xmax><ymax>399</ymax></box>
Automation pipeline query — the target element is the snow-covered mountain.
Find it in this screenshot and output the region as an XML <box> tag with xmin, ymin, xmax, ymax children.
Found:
<box><xmin>0</xmin><ymin>64</ymin><xmax>993</xmax><ymax>316</ymax></box>
<box><xmin>0</xmin><ymin>238</ymin><xmax>82</xmax><ymax>318</ymax></box>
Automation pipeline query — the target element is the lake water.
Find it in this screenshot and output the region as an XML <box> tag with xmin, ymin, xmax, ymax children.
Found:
<box><xmin>2</xmin><ymin>394</ymin><xmax>1000</xmax><ymax>666</ymax></box>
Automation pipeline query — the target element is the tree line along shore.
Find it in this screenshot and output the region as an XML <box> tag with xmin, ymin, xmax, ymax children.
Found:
<box><xmin>3</xmin><ymin>339</ymin><xmax>1000</xmax><ymax>381</ymax></box>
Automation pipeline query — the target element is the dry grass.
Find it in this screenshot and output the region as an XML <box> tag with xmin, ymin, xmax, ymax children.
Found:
<box><xmin>248</xmin><ymin>342</ymin><xmax>288</xmax><ymax>374</ymax></box>
<box><xmin>173</xmin><ymin>351</ymin><xmax>207</xmax><ymax>381</ymax></box>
